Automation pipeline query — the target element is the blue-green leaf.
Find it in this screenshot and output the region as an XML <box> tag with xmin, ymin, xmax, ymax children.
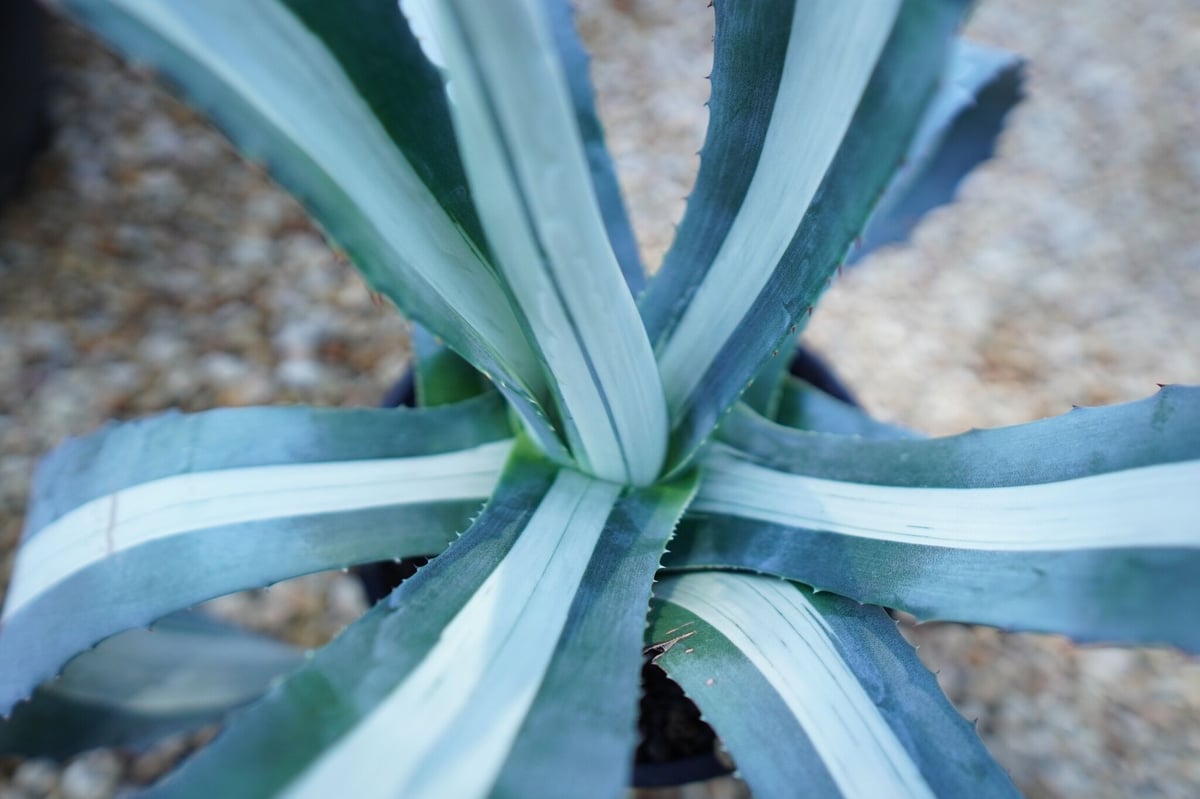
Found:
<box><xmin>849</xmin><ymin>39</ymin><xmax>1024</xmax><ymax>263</ymax></box>
<box><xmin>648</xmin><ymin>573</ymin><xmax>1018</xmax><ymax>799</ymax></box>
<box><xmin>425</xmin><ymin>0</ymin><xmax>668</xmax><ymax>484</ymax></box>
<box><xmin>405</xmin><ymin>0</ymin><xmax>644</xmax><ymax>413</ymax></box>
<box><xmin>489</xmin><ymin>470</ymin><xmax>698</xmax><ymax>795</ymax></box>
<box><xmin>0</xmin><ymin>395</ymin><xmax>512</xmax><ymax>712</ymax></box>
<box><xmin>0</xmin><ymin>613</ymin><xmax>300</xmax><ymax>758</ymax></box>
<box><xmin>669</xmin><ymin>387</ymin><xmax>1200</xmax><ymax>649</ymax></box>
<box><xmin>147</xmin><ymin>441</ymin><xmax>696</xmax><ymax>798</ymax></box>
<box><xmin>540</xmin><ymin>0</ymin><xmax>645</xmax><ymax>295</ymax></box>
<box><xmin>60</xmin><ymin>0</ymin><xmax>565</xmax><ymax>457</ymax></box>
<box><xmin>640</xmin><ymin>0</ymin><xmax>967</xmax><ymax>474</ymax></box>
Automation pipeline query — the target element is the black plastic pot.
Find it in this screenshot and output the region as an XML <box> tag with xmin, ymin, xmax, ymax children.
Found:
<box><xmin>788</xmin><ymin>345</ymin><xmax>857</xmax><ymax>407</ymax></box>
<box><xmin>358</xmin><ymin>345</ymin><xmax>858</xmax><ymax>789</ymax></box>
<box><xmin>0</xmin><ymin>0</ymin><xmax>50</xmax><ymax>209</ymax></box>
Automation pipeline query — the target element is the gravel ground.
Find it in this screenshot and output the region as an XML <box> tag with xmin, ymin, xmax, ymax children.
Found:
<box><xmin>1</xmin><ymin>2</ymin><xmax>1198</xmax><ymax>797</ymax></box>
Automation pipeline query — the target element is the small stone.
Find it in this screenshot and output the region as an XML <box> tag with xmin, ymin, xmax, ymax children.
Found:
<box><xmin>199</xmin><ymin>352</ymin><xmax>250</xmax><ymax>386</ymax></box>
<box><xmin>100</xmin><ymin>361</ymin><xmax>142</xmax><ymax>392</ymax></box>
<box><xmin>279</xmin><ymin>232</ymin><xmax>331</xmax><ymax>274</ymax></box>
<box><xmin>128</xmin><ymin>733</ymin><xmax>192</xmax><ymax>785</ymax></box>
<box><xmin>228</xmin><ymin>234</ymin><xmax>274</xmax><ymax>268</ymax></box>
<box><xmin>138</xmin><ymin>332</ymin><xmax>188</xmax><ymax>365</ymax></box>
<box><xmin>12</xmin><ymin>758</ymin><xmax>59</xmax><ymax>795</ymax></box>
<box><xmin>59</xmin><ymin>750</ymin><xmax>122</xmax><ymax>799</ymax></box>
<box><xmin>136</xmin><ymin>170</ymin><xmax>186</xmax><ymax>207</ymax></box>
<box><xmin>243</xmin><ymin>191</ymin><xmax>292</xmax><ymax>231</ymax></box>
<box><xmin>139</xmin><ymin>116</ymin><xmax>184</xmax><ymax>161</ymax></box>
<box><xmin>0</xmin><ymin>332</ymin><xmax>19</xmax><ymax>375</ymax></box>
<box><xmin>273</xmin><ymin>320</ymin><xmax>326</xmax><ymax>360</ymax></box>
<box><xmin>0</xmin><ymin>787</ymin><xmax>35</xmax><ymax>799</ymax></box>
<box><xmin>111</xmin><ymin>224</ymin><xmax>155</xmax><ymax>257</ymax></box>
<box><xmin>327</xmin><ymin>574</ymin><xmax>367</xmax><ymax>622</ymax></box>
<box><xmin>276</xmin><ymin>358</ymin><xmax>325</xmax><ymax>390</ymax></box>
<box><xmin>1078</xmin><ymin>648</ymin><xmax>1138</xmax><ymax>685</ymax></box>
<box><xmin>22</xmin><ymin>322</ymin><xmax>74</xmax><ymax>363</ymax></box>
<box><xmin>160</xmin><ymin>368</ymin><xmax>199</xmax><ymax>399</ymax></box>
<box><xmin>215</xmin><ymin>371</ymin><xmax>274</xmax><ymax>406</ymax></box>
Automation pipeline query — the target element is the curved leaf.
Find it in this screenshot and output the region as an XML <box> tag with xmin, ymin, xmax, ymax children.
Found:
<box><xmin>489</xmin><ymin>469</ymin><xmax>698</xmax><ymax>795</ymax></box>
<box><xmin>669</xmin><ymin>387</ymin><xmax>1200</xmax><ymax>649</ymax></box>
<box><xmin>648</xmin><ymin>573</ymin><xmax>1017</xmax><ymax>799</ymax></box>
<box><xmin>0</xmin><ymin>396</ymin><xmax>512</xmax><ymax>712</ymax></box>
<box><xmin>148</xmin><ymin>442</ymin><xmax>696</xmax><ymax>799</ymax></box>
<box><xmin>641</xmin><ymin>0</ymin><xmax>968</xmax><ymax>473</ymax></box>
<box><xmin>848</xmin><ymin>39</ymin><xmax>1024</xmax><ymax>263</ymax></box>
<box><xmin>426</xmin><ymin>0</ymin><xmax>668</xmax><ymax>484</ymax></box>
<box><xmin>59</xmin><ymin>0</ymin><xmax>564</xmax><ymax>457</ymax></box>
<box><xmin>405</xmin><ymin>0</ymin><xmax>645</xmax><ymax>412</ymax></box>
<box><xmin>540</xmin><ymin>0</ymin><xmax>645</xmax><ymax>295</ymax></box>
<box><xmin>0</xmin><ymin>613</ymin><xmax>300</xmax><ymax>758</ymax></box>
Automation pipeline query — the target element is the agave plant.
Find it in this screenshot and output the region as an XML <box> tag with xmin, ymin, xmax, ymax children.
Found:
<box><xmin>3</xmin><ymin>1</ymin><xmax>1197</xmax><ymax>797</ymax></box>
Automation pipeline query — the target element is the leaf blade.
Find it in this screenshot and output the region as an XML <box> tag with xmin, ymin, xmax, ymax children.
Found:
<box><xmin>61</xmin><ymin>0</ymin><xmax>562</xmax><ymax>452</ymax></box>
<box><xmin>0</xmin><ymin>613</ymin><xmax>301</xmax><ymax>758</ymax></box>
<box><xmin>147</xmin><ymin>443</ymin><xmax>696</xmax><ymax>799</ymax></box>
<box><xmin>490</xmin><ymin>471</ymin><xmax>698</xmax><ymax>795</ymax></box>
<box><xmin>651</xmin><ymin>1</ymin><xmax>901</xmax><ymax>409</ymax></box>
<box><xmin>427</xmin><ymin>0</ymin><xmax>668</xmax><ymax>484</ymax></box>
<box><xmin>649</xmin><ymin>573</ymin><xmax>1017</xmax><ymax>799</ymax></box>
<box><xmin>848</xmin><ymin>39</ymin><xmax>1024</xmax><ymax>263</ymax></box>
<box><xmin>0</xmin><ymin>397</ymin><xmax>512</xmax><ymax>712</ymax></box>
<box><xmin>539</xmin><ymin>0</ymin><xmax>646</xmax><ymax>294</ymax></box>
<box><xmin>641</xmin><ymin>0</ymin><xmax>967</xmax><ymax>472</ymax></box>
<box><xmin>670</xmin><ymin>387</ymin><xmax>1200</xmax><ymax>648</ymax></box>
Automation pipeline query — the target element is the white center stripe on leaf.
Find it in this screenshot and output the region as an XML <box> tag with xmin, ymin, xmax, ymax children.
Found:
<box><xmin>661</xmin><ymin>573</ymin><xmax>934</xmax><ymax>799</ymax></box>
<box><xmin>283</xmin><ymin>470</ymin><xmax>621</xmax><ymax>799</ymax></box>
<box><xmin>656</xmin><ymin>1</ymin><xmax>900</xmax><ymax>416</ymax></box>
<box><xmin>695</xmin><ymin>446</ymin><xmax>1200</xmax><ymax>551</ymax></box>
<box><xmin>427</xmin><ymin>0</ymin><xmax>668</xmax><ymax>485</ymax></box>
<box><xmin>2</xmin><ymin>441</ymin><xmax>512</xmax><ymax>620</ymax></box>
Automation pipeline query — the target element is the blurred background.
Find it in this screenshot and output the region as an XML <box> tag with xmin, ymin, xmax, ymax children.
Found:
<box><xmin>0</xmin><ymin>1</ymin><xmax>1197</xmax><ymax>797</ymax></box>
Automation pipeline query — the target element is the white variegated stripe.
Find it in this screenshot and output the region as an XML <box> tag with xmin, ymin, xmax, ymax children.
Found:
<box><xmin>655</xmin><ymin>1</ymin><xmax>900</xmax><ymax>417</ymax></box>
<box><xmin>107</xmin><ymin>0</ymin><xmax>542</xmax><ymax>392</ymax></box>
<box><xmin>695</xmin><ymin>445</ymin><xmax>1200</xmax><ymax>551</ymax></box>
<box><xmin>3</xmin><ymin>441</ymin><xmax>512</xmax><ymax>620</ymax></box>
<box><xmin>427</xmin><ymin>0</ymin><xmax>668</xmax><ymax>486</ymax></box>
<box><xmin>283</xmin><ymin>470</ymin><xmax>621</xmax><ymax>799</ymax></box>
<box><xmin>660</xmin><ymin>572</ymin><xmax>933</xmax><ymax>799</ymax></box>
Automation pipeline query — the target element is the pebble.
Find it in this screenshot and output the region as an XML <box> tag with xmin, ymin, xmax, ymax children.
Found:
<box><xmin>272</xmin><ymin>319</ymin><xmax>327</xmax><ymax>360</ymax></box>
<box><xmin>21</xmin><ymin>322</ymin><xmax>74</xmax><ymax>364</ymax></box>
<box><xmin>134</xmin><ymin>169</ymin><xmax>185</xmax><ymax>208</ymax></box>
<box><xmin>326</xmin><ymin>574</ymin><xmax>368</xmax><ymax>623</ymax></box>
<box><xmin>276</xmin><ymin>358</ymin><xmax>326</xmax><ymax>390</ymax></box>
<box><xmin>215</xmin><ymin>371</ymin><xmax>274</xmax><ymax>407</ymax></box>
<box><xmin>139</xmin><ymin>115</ymin><xmax>183</xmax><ymax>162</ymax></box>
<box><xmin>11</xmin><ymin>759</ymin><xmax>57</xmax><ymax>795</ymax></box>
<box><xmin>228</xmin><ymin>234</ymin><xmax>274</xmax><ymax>268</ymax></box>
<box><xmin>137</xmin><ymin>332</ymin><xmax>187</xmax><ymax>365</ymax></box>
<box><xmin>59</xmin><ymin>751</ymin><xmax>122</xmax><ymax>799</ymax></box>
<box><xmin>127</xmin><ymin>734</ymin><xmax>192</xmax><ymax>786</ymax></box>
<box><xmin>243</xmin><ymin>191</ymin><xmax>293</xmax><ymax>231</ymax></box>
